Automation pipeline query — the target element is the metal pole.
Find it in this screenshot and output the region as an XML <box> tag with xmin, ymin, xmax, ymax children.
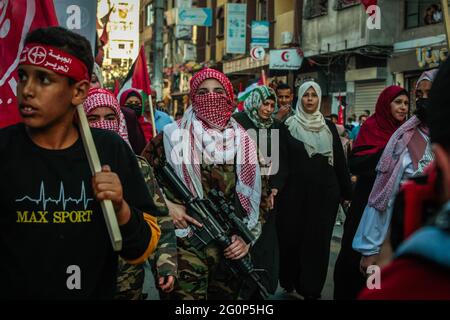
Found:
<box><xmin>442</xmin><ymin>0</ymin><xmax>450</xmax><ymax>50</ymax></box>
<box><xmin>153</xmin><ymin>0</ymin><xmax>164</xmax><ymax>101</ymax></box>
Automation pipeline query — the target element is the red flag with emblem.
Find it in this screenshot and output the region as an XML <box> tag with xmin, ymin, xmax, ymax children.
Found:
<box><xmin>0</xmin><ymin>0</ymin><xmax>59</xmax><ymax>128</ymax></box>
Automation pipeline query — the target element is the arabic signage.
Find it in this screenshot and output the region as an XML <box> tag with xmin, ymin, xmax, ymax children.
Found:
<box><xmin>416</xmin><ymin>46</ymin><xmax>448</xmax><ymax>69</ymax></box>
<box><xmin>269</xmin><ymin>49</ymin><xmax>303</xmax><ymax>70</ymax></box>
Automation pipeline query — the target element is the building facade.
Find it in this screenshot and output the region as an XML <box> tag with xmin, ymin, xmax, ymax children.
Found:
<box><xmin>98</xmin><ymin>0</ymin><xmax>140</xmax><ymax>88</ymax></box>
<box><xmin>138</xmin><ymin>0</ymin><xmax>449</xmax><ymax>118</ymax></box>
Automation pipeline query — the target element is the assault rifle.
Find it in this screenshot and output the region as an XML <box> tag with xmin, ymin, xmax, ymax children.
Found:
<box><xmin>156</xmin><ymin>163</ymin><xmax>269</xmax><ymax>299</ymax></box>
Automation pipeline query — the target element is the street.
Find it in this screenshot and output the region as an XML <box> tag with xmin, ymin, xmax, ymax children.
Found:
<box><xmin>143</xmin><ymin>223</ymin><xmax>344</xmax><ymax>301</ymax></box>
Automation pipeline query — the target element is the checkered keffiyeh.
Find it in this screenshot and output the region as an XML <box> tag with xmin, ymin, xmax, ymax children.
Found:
<box><xmin>163</xmin><ymin>68</ymin><xmax>261</xmax><ymax>227</ymax></box>
<box><xmin>190</xmin><ymin>68</ymin><xmax>235</xmax><ymax>129</ymax></box>
<box><xmin>83</xmin><ymin>88</ymin><xmax>130</xmax><ymax>145</ymax></box>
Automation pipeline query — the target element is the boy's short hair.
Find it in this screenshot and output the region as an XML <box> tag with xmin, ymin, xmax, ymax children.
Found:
<box><xmin>359</xmin><ymin>114</ymin><xmax>367</xmax><ymax>121</ymax></box>
<box><xmin>24</xmin><ymin>26</ymin><xmax>94</xmax><ymax>83</ymax></box>
<box><xmin>276</xmin><ymin>83</ymin><xmax>292</xmax><ymax>93</ymax></box>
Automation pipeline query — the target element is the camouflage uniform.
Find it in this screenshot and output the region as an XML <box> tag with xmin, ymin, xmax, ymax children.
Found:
<box><xmin>114</xmin><ymin>155</ymin><xmax>178</xmax><ymax>300</ymax></box>
<box><xmin>142</xmin><ymin>134</ymin><xmax>247</xmax><ymax>300</ymax></box>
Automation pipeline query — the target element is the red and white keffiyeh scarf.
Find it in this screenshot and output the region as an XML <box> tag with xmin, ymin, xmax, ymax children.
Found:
<box><xmin>83</xmin><ymin>88</ymin><xmax>130</xmax><ymax>145</ymax></box>
<box><xmin>163</xmin><ymin>68</ymin><xmax>261</xmax><ymax>229</ymax></box>
<box><xmin>190</xmin><ymin>68</ymin><xmax>235</xmax><ymax>130</ymax></box>
<box><xmin>163</xmin><ymin>108</ymin><xmax>261</xmax><ymax>229</ymax></box>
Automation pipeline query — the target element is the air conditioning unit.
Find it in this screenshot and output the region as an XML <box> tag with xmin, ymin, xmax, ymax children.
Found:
<box><xmin>281</xmin><ymin>31</ymin><xmax>293</xmax><ymax>45</ymax></box>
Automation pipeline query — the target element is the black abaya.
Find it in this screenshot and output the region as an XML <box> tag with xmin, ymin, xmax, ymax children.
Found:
<box><xmin>333</xmin><ymin>146</ymin><xmax>383</xmax><ymax>300</ymax></box>
<box><xmin>270</xmin><ymin>120</ymin><xmax>352</xmax><ymax>298</ymax></box>
<box><xmin>232</xmin><ymin>112</ymin><xmax>280</xmax><ymax>297</ymax></box>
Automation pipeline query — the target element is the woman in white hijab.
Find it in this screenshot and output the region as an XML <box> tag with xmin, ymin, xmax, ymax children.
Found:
<box><xmin>270</xmin><ymin>81</ymin><xmax>352</xmax><ymax>299</ymax></box>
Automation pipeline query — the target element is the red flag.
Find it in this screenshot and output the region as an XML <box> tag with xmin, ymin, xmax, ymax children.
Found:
<box><xmin>0</xmin><ymin>0</ymin><xmax>59</xmax><ymax>129</ymax></box>
<box><xmin>361</xmin><ymin>0</ymin><xmax>377</xmax><ymax>10</ymax></box>
<box><xmin>259</xmin><ymin>69</ymin><xmax>267</xmax><ymax>86</ymax></box>
<box><xmin>99</xmin><ymin>6</ymin><xmax>113</xmax><ymax>46</ymax></box>
<box><xmin>95</xmin><ymin>6</ymin><xmax>113</xmax><ymax>67</ymax></box>
<box><xmin>113</xmin><ymin>80</ymin><xmax>120</xmax><ymax>98</ymax></box>
<box><xmin>95</xmin><ymin>45</ymin><xmax>105</xmax><ymax>67</ymax></box>
<box><xmin>100</xmin><ymin>29</ymin><xmax>109</xmax><ymax>47</ymax></box>
<box><xmin>337</xmin><ymin>93</ymin><xmax>344</xmax><ymax>125</ymax></box>
<box><xmin>119</xmin><ymin>45</ymin><xmax>152</xmax><ymax>101</ymax></box>
<box><xmin>131</xmin><ymin>45</ymin><xmax>152</xmax><ymax>96</ymax></box>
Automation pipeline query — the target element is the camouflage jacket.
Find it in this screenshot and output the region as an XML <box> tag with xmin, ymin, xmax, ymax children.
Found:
<box><xmin>141</xmin><ymin>133</ymin><xmax>262</xmax><ymax>240</ymax></box>
<box><xmin>136</xmin><ymin>156</ymin><xmax>178</xmax><ymax>277</ymax></box>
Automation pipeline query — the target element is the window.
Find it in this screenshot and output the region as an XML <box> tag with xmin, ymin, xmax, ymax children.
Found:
<box><xmin>216</xmin><ymin>6</ymin><xmax>225</xmax><ymax>38</ymax></box>
<box><xmin>335</xmin><ymin>0</ymin><xmax>360</xmax><ymax>10</ymax></box>
<box><xmin>146</xmin><ymin>3</ymin><xmax>153</xmax><ymax>26</ymax></box>
<box><xmin>257</xmin><ymin>0</ymin><xmax>268</xmax><ymax>21</ymax></box>
<box><xmin>405</xmin><ymin>1</ymin><xmax>443</xmax><ymax>29</ymax></box>
<box><xmin>305</xmin><ymin>0</ymin><xmax>328</xmax><ymax>19</ymax></box>
<box><xmin>118</xmin><ymin>44</ymin><xmax>125</xmax><ymax>49</ymax></box>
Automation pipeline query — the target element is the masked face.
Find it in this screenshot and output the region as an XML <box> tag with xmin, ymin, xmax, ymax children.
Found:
<box><xmin>193</xmin><ymin>79</ymin><xmax>234</xmax><ymax>129</ymax></box>
<box><xmin>415</xmin><ymin>97</ymin><xmax>430</xmax><ymax>124</ymax></box>
<box><xmin>125</xmin><ymin>95</ymin><xmax>142</xmax><ymax>116</ymax></box>
<box><xmin>193</xmin><ymin>92</ymin><xmax>233</xmax><ymax>129</ymax></box>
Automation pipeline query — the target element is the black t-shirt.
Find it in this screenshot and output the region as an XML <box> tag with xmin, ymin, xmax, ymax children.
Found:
<box><xmin>0</xmin><ymin>124</ymin><xmax>156</xmax><ymax>299</ymax></box>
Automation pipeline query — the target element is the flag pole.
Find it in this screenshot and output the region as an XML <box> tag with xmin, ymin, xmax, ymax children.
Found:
<box><xmin>148</xmin><ymin>93</ymin><xmax>157</xmax><ymax>137</ymax></box>
<box><xmin>261</xmin><ymin>68</ymin><xmax>267</xmax><ymax>86</ymax></box>
<box><xmin>442</xmin><ymin>0</ymin><xmax>450</xmax><ymax>50</ymax></box>
<box><xmin>76</xmin><ymin>105</ymin><xmax>122</xmax><ymax>252</ymax></box>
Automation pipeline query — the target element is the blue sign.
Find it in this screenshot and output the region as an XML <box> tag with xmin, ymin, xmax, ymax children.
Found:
<box><xmin>177</xmin><ymin>8</ymin><xmax>212</xmax><ymax>27</ymax></box>
<box><xmin>226</xmin><ymin>3</ymin><xmax>247</xmax><ymax>54</ymax></box>
<box><xmin>251</xmin><ymin>21</ymin><xmax>269</xmax><ymax>48</ymax></box>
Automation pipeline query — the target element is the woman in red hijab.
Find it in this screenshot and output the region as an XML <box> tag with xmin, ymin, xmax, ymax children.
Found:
<box><xmin>352</xmin><ymin>86</ymin><xmax>409</xmax><ymax>156</ymax></box>
<box><xmin>334</xmin><ymin>85</ymin><xmax>409</xmax><ymax>300</ymax></box>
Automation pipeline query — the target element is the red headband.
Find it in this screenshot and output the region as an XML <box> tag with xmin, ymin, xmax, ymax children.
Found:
<box><xmin>19</xmin><ymin>43</ymin><xmax>90</xmax><ymax>82</ymax></box>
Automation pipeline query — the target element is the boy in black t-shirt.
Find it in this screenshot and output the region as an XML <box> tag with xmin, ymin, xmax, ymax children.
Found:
<box><xmin>0</xmin><ymin>27</ymin><xmax>160</xmax><ymax>299</ymax></box>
